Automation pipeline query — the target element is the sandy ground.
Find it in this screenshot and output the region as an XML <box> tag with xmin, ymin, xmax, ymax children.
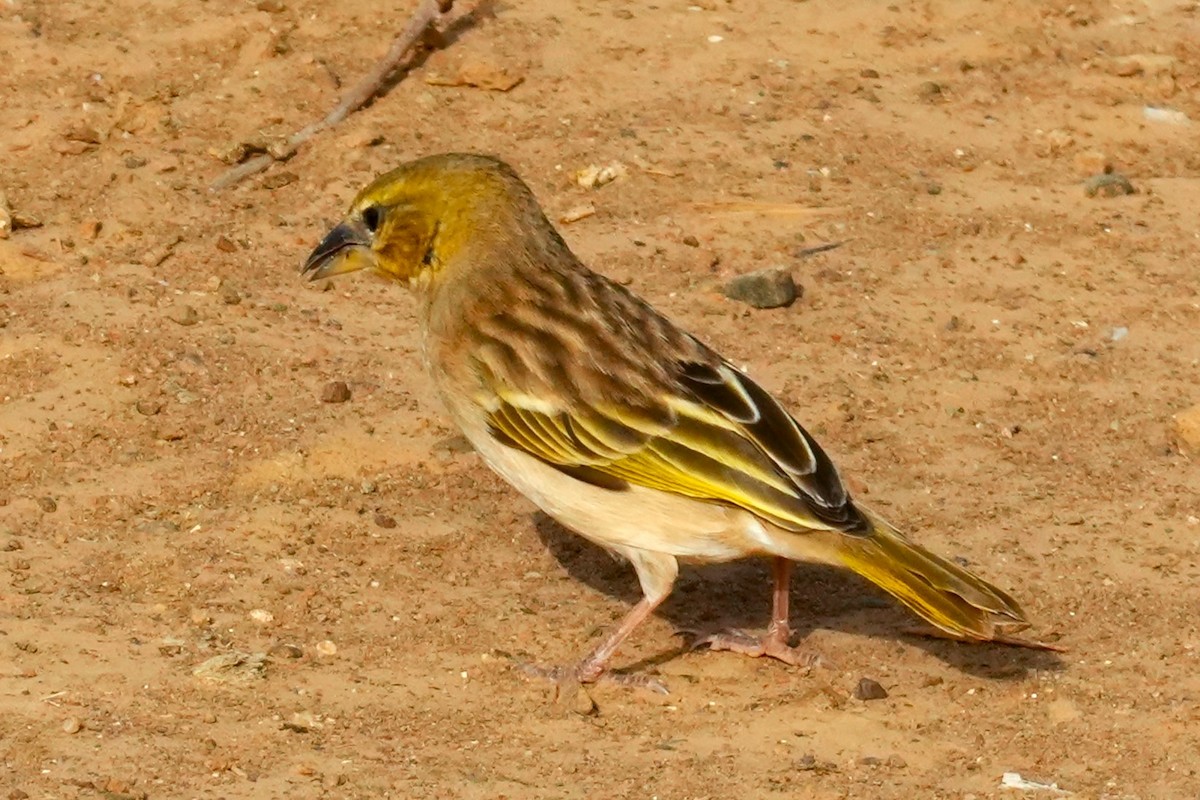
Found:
<box><xmin>2</xmin><ymin>0</ymin><xmax>1200</xmax><ymax>797</ymax></box>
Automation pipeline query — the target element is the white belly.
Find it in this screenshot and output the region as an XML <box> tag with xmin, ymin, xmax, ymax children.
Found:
<box><xmin>463</xmin><ymin>419</ymin><xmax>773</xmax><ymax>563</ymax></box>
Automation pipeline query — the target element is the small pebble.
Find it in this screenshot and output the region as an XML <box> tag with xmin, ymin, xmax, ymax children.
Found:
<box><xmin>917</xmin><ymin>81</ymin><xmax>944</xmax><ymax>101</ymax></box>
<box><xmin>0</xmin><ymin>189</ymin><xmax>10</xmax><ymax>239</ymax></box>
<box><xmin>156</xmin><ymin>424</ymin><xmax>187</xmax><ymax>441</ymax></box>
<box><xmin>575</xmin><ymin>163</ymin><xmax>626</xmax><ymax>189</ymax></box>
<box><xmin>168</xmin><ymin>304</ymin><xmax>200</xmax><ymax>326</ymax></box>
<box><xmin>373</xmin><ymin>513</ymin><xmax>397</xmax><ymax>529</ymax></box>
<box><xmin>1174</xmin><ymin>403</ymin><xmax>1200</xmax><ymax>453</ymax></box>
<box><xmin>853</xmin><ymin>677</ymin><xmax>889</xmax><ymax>701</ymax></box>
<box><xmin>1083</xmin><ymin>172</ymin><xmax>1134</xmax><ymax>198</ymax></box>
<box><xmin>9</xmin><ymin>209</ymin><xmax>41</xmax><ymax>230</ymax></box>
<box><xmin>566</xmin><ymin>684</ymin><xmax>598</xmax><ymax>716</ymax></box>
<box><xmin>320</xmin><ymin>381</ymin><xmax>351</xmax><ymax>403</ymax></box>
<box><xmin>248</xmin><ymin>609</ymin><xmax>274</xmax><ymax>624</ymax></box>
<box><xmin>52</xmin><ymin>137</ymin><xmax>91</xmax><ymax>154</ymax></box>
<box><xmin>682</xmin><ymin>234</ymin><xmax>700</xmax><ymax>247</ymax></box>
<box><xmin>158</xmin><ymin>638</ymin><xmax>185</xmax><ymax>656</ymax></box>
<box><xmin>795</xmin><ymin>754</ymin><xmax>836</xmax><ymax>772</ymax></box>
<box><xmin>724</xmin><ymin>267</ymin><xmax>799</xmax><ymax>309</ymax></box>
<box><xmin>1110</xmin><ymin>53</ymin><xmax>1177</xmax><ymax>77</ymax></box>
<box><xmin>37</xmin><ymin>496</ymin><xmax>57</xmax><ymax>513</ymax></box>
<box><xmin>1142</xmin><ymin>106</ymin><xmax>1190</xmax><ymax>126</ymax></box>
<box><xmin>135</xmin><ymin>399</ymin><xmax>164</xmax><ymax>416</ymax></box>
<box><xmin>1073</xmin><ymin>150</ymin><xmax>1109</xmax><ymax>177</ymax></box>
<box><xmin>262</xmin><ymin>171</ymin><xmax>299</xmax><ymax>190</ymax></box>
<box><xmin>192</xmin><ymin>652</ymin><xmax>268</xmax><ymax>685</ymax></box>
<box><xmin>63</xmin><ymin>123</ymin><xmax>101</xmax><ymax>144</ymax></box>
<box><xmin>1044</xmin><ymin>128</ymin><xmax>1073</xmax><ymax>154</ymax></box>
<box><xmin>62</xmin><ymin>717</ymin><xmax>82</xmax><ymax>734</ymax></box>
<box><xmin>315</xmin><ymin>640</ymin><xmax>337</xmax><ymax>657</ymax></box>
<box><xmin>558</xmin><ymin>204</ymin><xmax>596</xmax><ymax>224</ymax></box>
<box><xmin>105</xmin><ymin>777</ymin><xmax>134</xmax><ymax>796</ymax></box>
<box><xmin>285</xmin><ymin>711</ymin><xmax>320</xmax><ymax>733</ymax></box>
<box><xmin>54</xmin><ymin>137</ymin><xmax>92</xmax><ymax>154</ymax></box>
<box><xmin>268</xmin><ymin>642</ymin><xmax>304</xmax><ymax>659</ymax></box>
<box><xmin>78</xmin><ymin>219</ymin><xmax>102</xmax><ymax>241</ymax></box>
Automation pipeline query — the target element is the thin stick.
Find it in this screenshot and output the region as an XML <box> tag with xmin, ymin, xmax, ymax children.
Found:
<box><xmin>210</xmin><ymin>0</ymin><xmax>456</xmax><ymax>191</ymax></box>
<box><xmin>796</xmin><ymin>240</ymin><xmax>846</xmax><ymax>258</ymax></box>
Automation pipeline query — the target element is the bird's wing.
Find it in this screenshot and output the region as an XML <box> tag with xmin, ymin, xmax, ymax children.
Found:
<box><xmin>482</xmin><ymin>357</ymin><xmax>866</xmax><ymax>534</ymax></box>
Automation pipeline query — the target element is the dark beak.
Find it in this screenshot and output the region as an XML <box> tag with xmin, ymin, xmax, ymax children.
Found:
<box><xmin>301</xmin><ymin>221</ymin><xmax>371</xmax><ymax>280</ymax></box>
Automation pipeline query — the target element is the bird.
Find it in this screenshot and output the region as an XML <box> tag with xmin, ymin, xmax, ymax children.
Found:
<box><xmin>302</xmin><ymin>152</ymin><xmax>1030</xmax><ymax>691</ymax></box>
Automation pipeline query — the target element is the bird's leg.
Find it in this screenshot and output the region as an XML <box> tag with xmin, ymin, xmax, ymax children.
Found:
<box><xmin>574</xmin><ymin>594</ymin><xmax>667</xmax><ymax>684</ymax></box>
<box><xmin>517</xmin><ymin>595</ymin><xmax>669</xmax><ymax>694</ymax></box>
<box><xmin>765</xmin><ymin>556</ymin><xmax>795</xmax><ymax>648</ymax></box>
<box><xmin>690</xmin><ymin>557</ymin><xmax>825</xmax><ymax>668</ymax></box>
<box><xmin>518</xmin><ymin>550</ymin><xmax>676</xmax><ymax>695</ymax></box>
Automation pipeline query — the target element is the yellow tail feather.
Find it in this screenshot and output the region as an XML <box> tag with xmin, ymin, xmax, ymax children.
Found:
<box><xmin>822</xmin><ymin>508</ymin><xmax>1028</xmax><ymax>641</ymax></box>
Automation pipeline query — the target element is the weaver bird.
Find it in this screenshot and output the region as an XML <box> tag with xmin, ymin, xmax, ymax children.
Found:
<box><xmin>303</xmin><ymin>153</ymin><xmax>1029</xmax><ymax>690</ymax></box>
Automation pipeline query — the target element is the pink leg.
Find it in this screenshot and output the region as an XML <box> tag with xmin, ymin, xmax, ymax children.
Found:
<box><xmin>519</xmin><ymin>549</ymin><xmax>679</xmax><ymax>695</ymax></box>
<box><xmin>574</xmin><ymin>594</ymin><xmax>663</xmax><ymax>682</ymax></box>
<box><xmin>691</xmin><ymin>557</ymin><xmax>824</xmax><ymax>668</ymax></box>
<box><xmin>518</xmin><ymin>595</ymin><xmax>669</xmax><ymax>694</ymax></box>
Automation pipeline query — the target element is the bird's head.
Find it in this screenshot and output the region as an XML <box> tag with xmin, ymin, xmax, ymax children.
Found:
<box><xmin>302</xmin><ymin>153</ymin><xmax>551</xmax><ymax>292</ymax></box>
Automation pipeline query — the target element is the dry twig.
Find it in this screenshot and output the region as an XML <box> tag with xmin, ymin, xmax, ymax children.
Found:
<box><xmin>210</xmin><ymin>0</ymin><xmax>469</xmax><ymax>191</ymax></box>
<box><xmin>795</xmin><ymin>240</ymin><xmax>846</xmax><ymax>258</ymax></box>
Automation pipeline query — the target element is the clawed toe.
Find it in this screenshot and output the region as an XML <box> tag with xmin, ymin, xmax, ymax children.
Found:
<box><xmin>684</xmin><ymin>628</ymin><xmax>827</xmax><ymax>669</ymax></box>
<box><xmin>686</xmin><ymin>628</ymin><xmax>760</xmax><ymax>653</ymax></box>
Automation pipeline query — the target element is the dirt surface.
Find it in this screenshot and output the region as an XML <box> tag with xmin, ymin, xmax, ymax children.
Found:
<box><xmin>3</xmin><ymin>0</ymin><xmax>1200</xmax><ymax>797</ymax></box>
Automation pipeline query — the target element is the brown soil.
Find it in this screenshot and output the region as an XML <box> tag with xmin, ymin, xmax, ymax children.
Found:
<box><xmin>2</xmin><ymin>1</ymin><xmax>1199</xmax><ymax>797</ymax></box>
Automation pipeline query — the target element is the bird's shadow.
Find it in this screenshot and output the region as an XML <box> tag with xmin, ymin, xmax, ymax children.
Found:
<box><xmin>532</xmin><ymin>512</ymin><xmax>1063</xmax><ymax>681</ymax></box>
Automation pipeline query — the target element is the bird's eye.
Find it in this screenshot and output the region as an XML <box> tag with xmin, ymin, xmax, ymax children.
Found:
<box><xmin>361</xmin><ymin>205</ymin><xmax>382</xmax><ymax>233</ymax></box>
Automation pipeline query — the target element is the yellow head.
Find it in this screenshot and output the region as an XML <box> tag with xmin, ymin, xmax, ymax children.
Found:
<box><xmin>302</xmin><ymin>153</ymin><xmax>555</xmax><ymax>291</ymax></box>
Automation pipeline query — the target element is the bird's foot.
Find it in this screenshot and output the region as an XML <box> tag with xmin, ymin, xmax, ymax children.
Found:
<box><xmin>686</xmin><ymin>628</ymin><xmax>829</xmax><ymax>669</ymax></box>
<box><xmin>515</xmin><ymin>661</ymin><xmax>669</xmax><ymax>696</ymax></box>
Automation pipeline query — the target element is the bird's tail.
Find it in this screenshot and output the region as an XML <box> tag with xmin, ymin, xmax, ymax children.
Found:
<box><xmin>802</xmin><ymin>507</ymin><xmax>1029</xmax><ymax>641</ymax></box>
